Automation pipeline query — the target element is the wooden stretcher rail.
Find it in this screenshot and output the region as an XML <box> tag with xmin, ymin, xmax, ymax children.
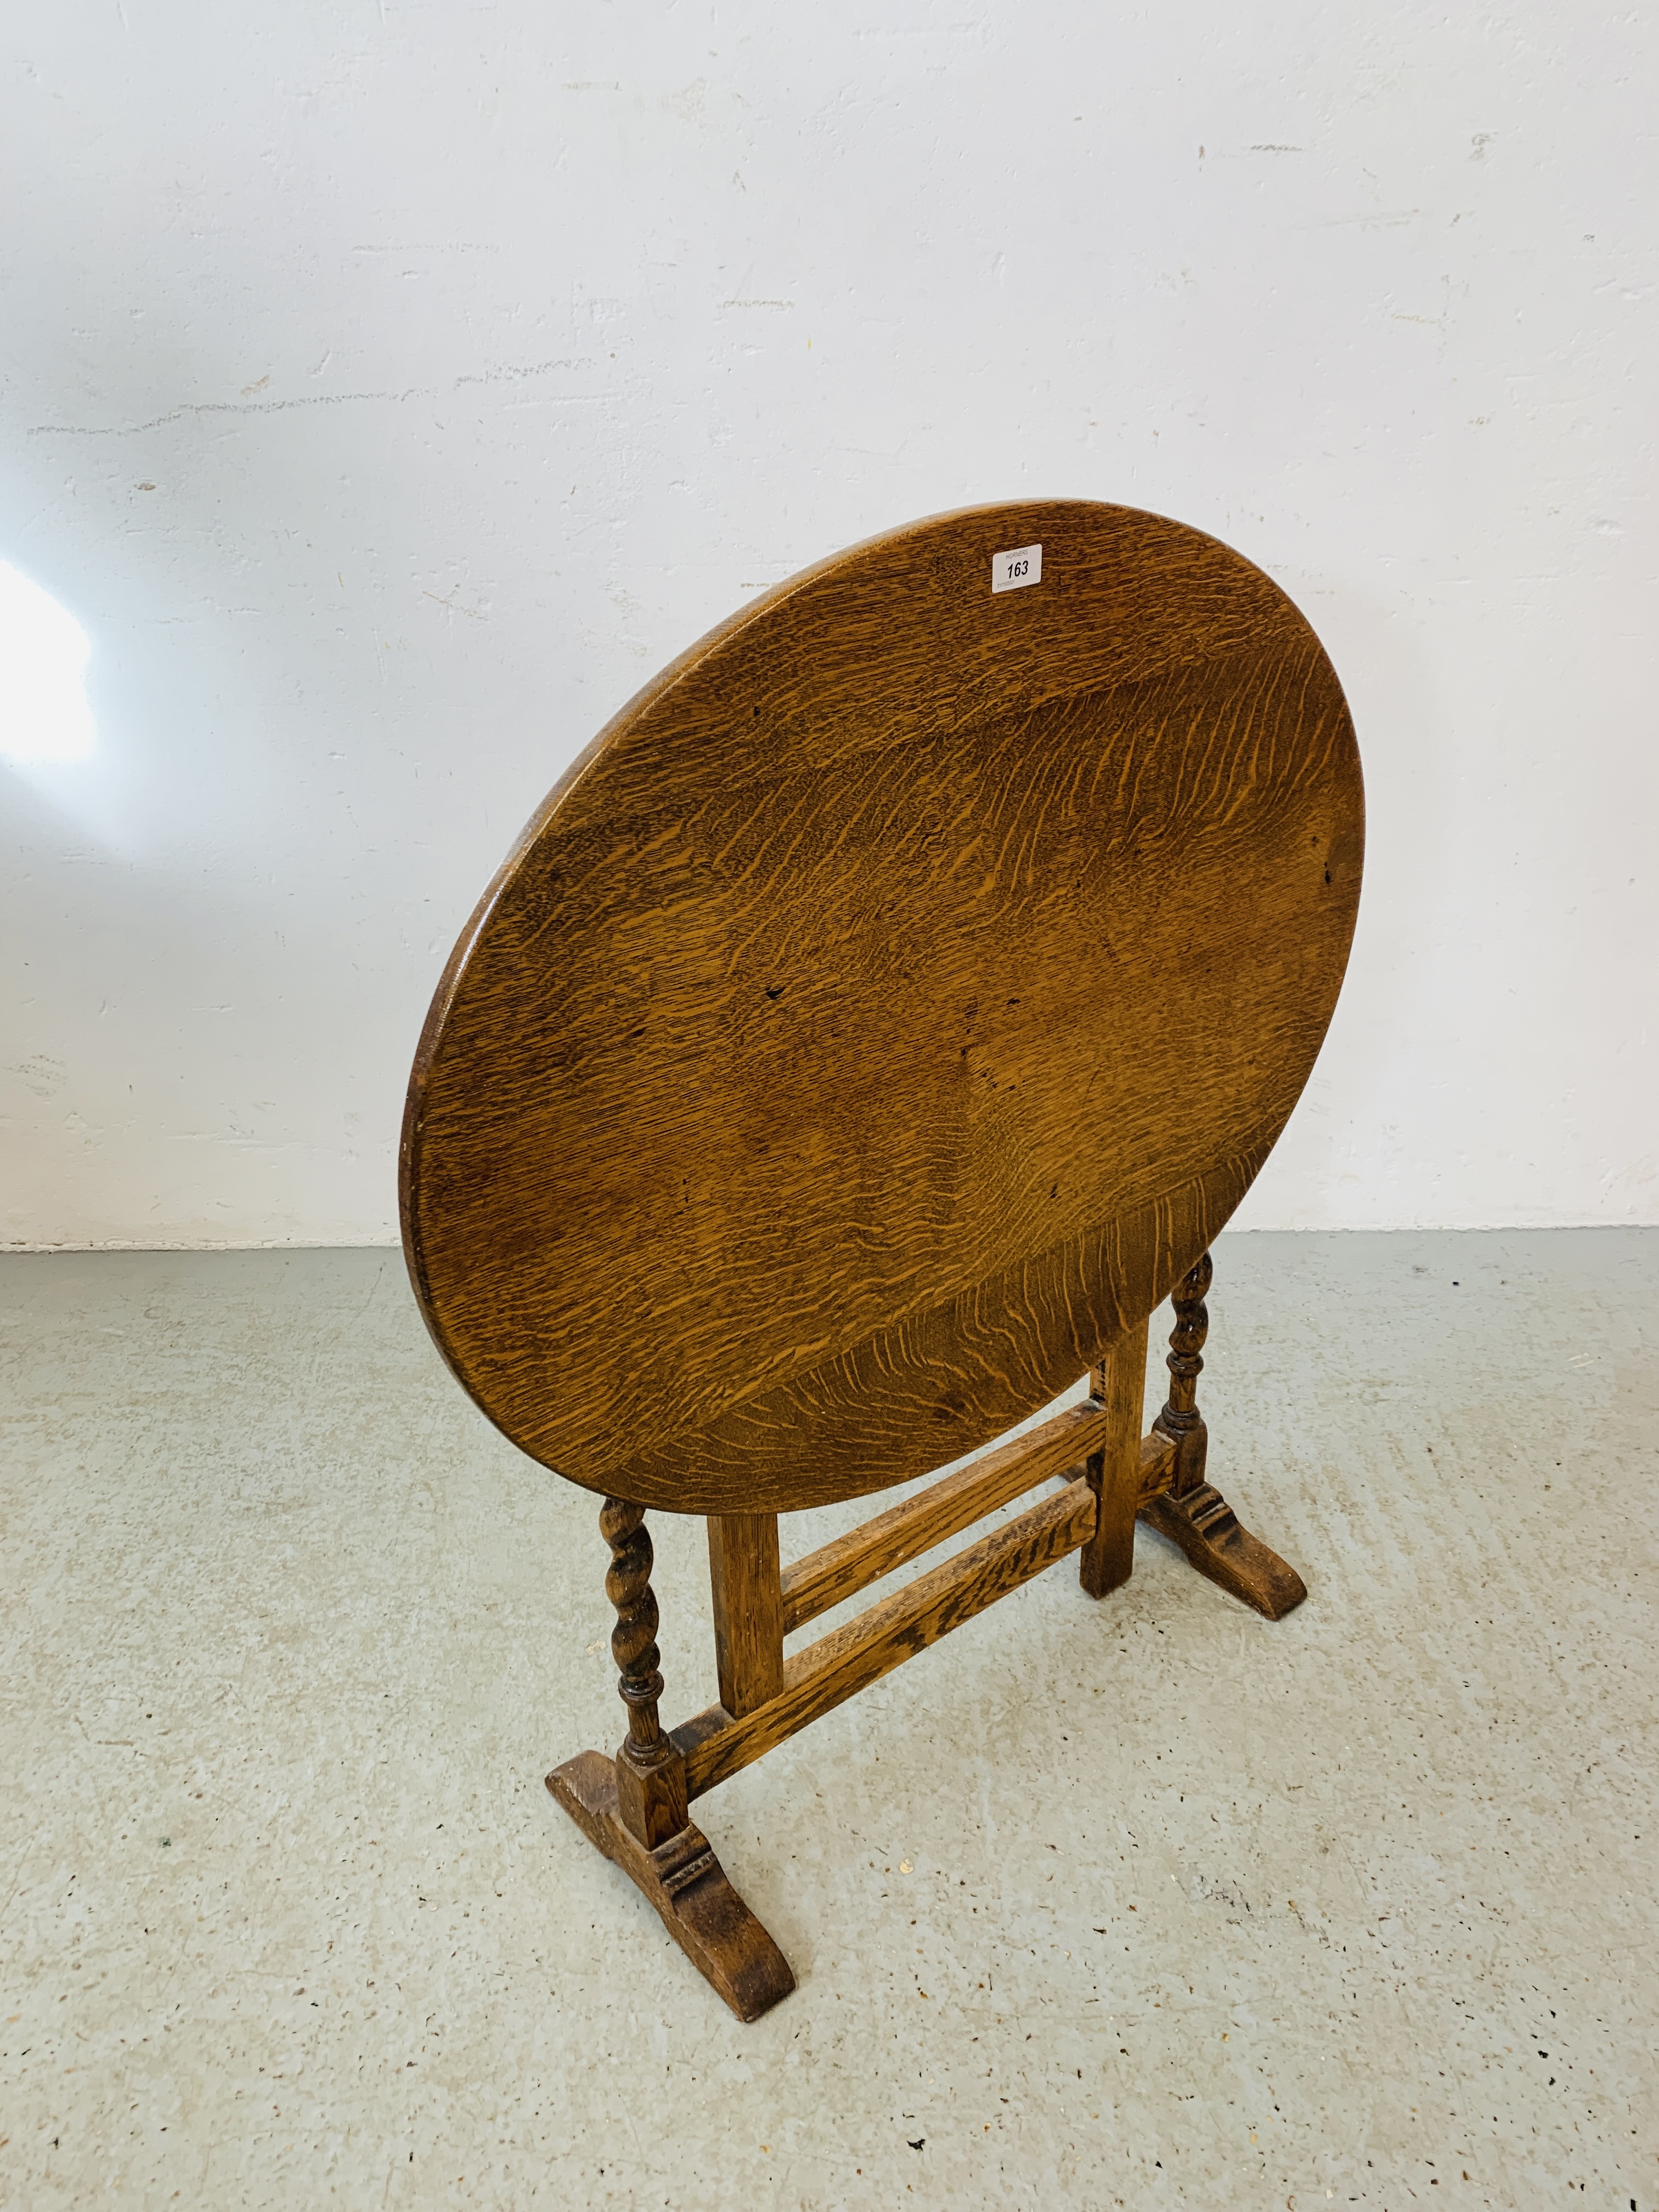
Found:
<box><xmin>1051</xmin><ymin>1435</ymin><xmax>1180</xmax><ymax>1502</ymax></box>
<box><xmin>1131</xmin><ymin>1430</ymin><xmax>1178</xmax><ymax>1500</ymax></box>
<box><xmin>778</xmin><ymin>1398</ymin><xmax>1114</xmax><ymax>1635</ymax></box>
<box><xmin>675</xmin><ymin>1475</ymin><xmax>1098</xmax><ymax>1800</ymax></box>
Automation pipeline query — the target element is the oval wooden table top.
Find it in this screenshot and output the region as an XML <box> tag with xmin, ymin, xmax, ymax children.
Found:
<box><xmin>400</xmin><ymin>501</ymin><xmax>1363</xmax><ymax>1516</ymax></box>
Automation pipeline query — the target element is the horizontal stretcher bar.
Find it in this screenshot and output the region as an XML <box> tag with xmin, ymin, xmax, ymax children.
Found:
<box><xmin>778</xmin><ymin>1404</ymin><xmax>1177</xmax><ymax>1634</ymax></box>
<box><xmin>674</xmin><ymin>1424</ymin><xmax>1182</xmax><ymax>1799</ymax></box>
<box><xmin>675</xmin><ymin>1475</ymin><xmax>1097</xmax><ymax>1798</ymax></box>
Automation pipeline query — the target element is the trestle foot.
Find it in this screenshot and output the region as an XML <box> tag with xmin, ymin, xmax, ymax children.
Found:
<box><xmin>1143</xmin><ymin>1250</ymin><xmax>1307</xmax><ymax>1620</ymax></box>
<box><xmin>1138</xmin><ymin>1483</ymin><xmax>1306</xmax><ymax>1620</ymax></box>
<box><xmin>548</xmin><ymin>1751</ymin><xmax>795</xmax><ymax>2022</ymax></box>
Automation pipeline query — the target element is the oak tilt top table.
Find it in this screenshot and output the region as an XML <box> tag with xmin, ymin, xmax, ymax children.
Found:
<box><xmin>400</xmin><ymin>499</ymin><xmax>1364</xmax><ymax>2019</ymax></box>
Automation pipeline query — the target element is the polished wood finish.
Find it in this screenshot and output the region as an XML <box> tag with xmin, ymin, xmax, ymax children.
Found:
<box><xmin>1139</xmin><ymin>1254</ymin><xmax>1308</xmax><ymax>1620</ymax></box>
<box><xmin>402</xmin><ymin>500</ymin><xmax>1363</xmax><ymax>1517</ymax></box>
<box><xmin>546</xmin><ymin>1751</ymin><xmax>795</xmax><ymax>2021</ymax></box>
<box><xmin>1139</xmin><ymin>1481</ymin><xmax>1307</xmax><ymax>1620</ymax></box>
<box><xmin>675</xmin><ymin>1479</ymin><xmax>1098</xmax><ymax>1799</ymax></box>
<box><xmin>601</xmin><ymin>1498</ymin><xmax>687</xmax><ymax>1848</ymax></box>
<box><xmin>778</xmin><ymin>1399</ymin><xmax>1111</xmax><ymax>1634</ymax></box>
<box><xmin>404</xmin><ymin>500</ymin><xmax>1362</xmax><ymax>2020</ymax></box>
<box><xmin>1136</xmin><ymin>1427</ymin><xmax>1179</xmax><ymax>1500</ymax></box>
<box><xmin>1080</xmin><ymin>1316</ymin><xmax>1151</xmax><ymax>1599</ymax></box>
<box><xmin>1155</xmin><ymin>1251</ymin><xmax>1212</xmax><ymax>1491</ymax></box>
<box><xmin>707</xmin><ymin>1514</ymin><xmax>785</xmax><ymax>1716</ymax></box>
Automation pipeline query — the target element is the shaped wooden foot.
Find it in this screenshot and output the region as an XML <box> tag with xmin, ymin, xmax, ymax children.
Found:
<box><xmin>1139</xmin><ymin>1482</ymin><xmax>1306</xmax><ymax>1620</ymax></box>
<box><xmin>548</xmin><ymin>1750</ymin><xmax>795</xmax><ymax>2022</ymax></box>
<box><xmin>546</xmin><ymin>1496</ymin><xmax>795</xmax><ymax>2021</ymax></box>
<box><xmin>1142</xmin><ymin>1251</ymin><xmax>1307</xmax><ymax>1622</ymax></box>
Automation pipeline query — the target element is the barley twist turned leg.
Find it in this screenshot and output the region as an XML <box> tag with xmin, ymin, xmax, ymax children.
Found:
<box><xmin>1155</xmin><ymin>1250</ymin><xmax>1212</xmax><ymax>1496</ymax></box>
<box><xmin>601</xmin><ymin>1498</ymin><xmax>689</xmax><ymax>1847</ymax></box>
<box><xmin>546</xmin><ymin>1498</ymin><xmax>796</xmax><ymax>2018</ymax></box>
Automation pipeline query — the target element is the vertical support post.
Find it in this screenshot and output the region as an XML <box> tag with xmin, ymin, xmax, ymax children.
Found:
<box><xmin>1138</xmin><ymin>1248</ymin><xmax>1308</xmax><ymax>1620</ymax></box>
<box><xmin>1080</xmin><ymin>1313</ymin><xmax>1150</xmax><ymax>1598</ymax></box>
<box><xmin>706</xmin><ymin>1513</ymin><xmax>785</xmax><ymax>1717</ymax></box>
<box><xmin>1153</xmin><ymin>1250</ymin><xmax>1212</xmax><ymax>1496</ymax></box>
<box><xmin>601</xmin><ymin>1497</ymin><xmax>689</xmax><ymax>1848</ymax></box>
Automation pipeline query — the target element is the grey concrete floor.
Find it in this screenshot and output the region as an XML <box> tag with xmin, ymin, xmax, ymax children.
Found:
<box><xmin>0</xmin><ymin>1232</ymin><xmax>1654</xmax><ymax>2211</ymax></box>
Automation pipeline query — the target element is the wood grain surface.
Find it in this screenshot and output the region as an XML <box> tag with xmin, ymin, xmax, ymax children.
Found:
<box><xmin>778</xmin><ymin>1397</ymin><xmax>1111</xmax><ymax>1634</ymax></box>
<box><xmin>674</xmin><ymin>1476</ymin><xmax>1100</xmax><ymax>1798</ymax></box>
<box><xmin>401</xmin><ymin>500</ymin><xmax>1363</xmax><ymax>1515</ymax></box>
<box><xmin>1080</xmin><ymin>1314</ymin><xmax>1152</xmax><ymax>1599</ymax></box>
<box><xmin>545</xmin><ymin>1751</ymin><xmax>795</xmax><ymax>2020</ymax></box>
<box><xmin>707</xmin><ymin>1513</ymin><xmax>785</xmax><ymax>1716</ymax></box>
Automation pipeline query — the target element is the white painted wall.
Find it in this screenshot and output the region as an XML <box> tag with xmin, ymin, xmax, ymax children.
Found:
<box><xmin>2</xmin><ymin>3</ymin><xmax>1653</xmax><ymax>1247</ymax></box>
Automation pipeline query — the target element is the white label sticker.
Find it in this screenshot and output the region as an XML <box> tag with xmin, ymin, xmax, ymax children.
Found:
<box><xmin>991</xmin><ymin>541</ymin><xmax>1042</xmax><ymax>594</ymax></box>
